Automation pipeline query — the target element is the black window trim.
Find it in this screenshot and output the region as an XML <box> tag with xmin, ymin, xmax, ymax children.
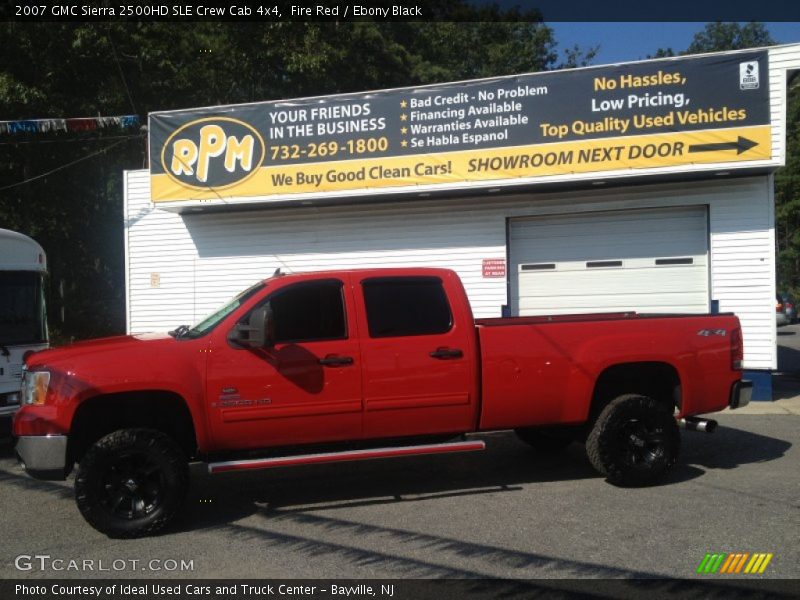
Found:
<box><xmin>586</xmin><ymin>260</ymin><xmax>623</xmax><ymax>268</ymax></box>
<box><xmin>520</xmin><ymin>263</ymin><xmax>557</xmax><ymax>271</ymax></box>
<box><xmin>655</xmin><ymin>257</ymin><xmax>694</xmax><ymax>266</ymax></box>
<box><xmin>248</xmin><ymin>278</ymin><xmax>349</xmax><ymax>345</ymax></box>
<box><xmin>361</xmin><ymin>275</ymin><xmax>454</xmax><ymax>339</ymax></box>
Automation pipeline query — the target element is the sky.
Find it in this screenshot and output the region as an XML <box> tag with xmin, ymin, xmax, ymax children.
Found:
<box><xmin>548</xmin><ymin>22</ymin><xmax>800</xmax><ymax>65</ymax></box>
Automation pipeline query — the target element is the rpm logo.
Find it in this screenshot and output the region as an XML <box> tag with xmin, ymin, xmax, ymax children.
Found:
<box><xmin>161</xmin><ymin>117</ymin><xmax>265</xmax><ymax>190</ymax></box>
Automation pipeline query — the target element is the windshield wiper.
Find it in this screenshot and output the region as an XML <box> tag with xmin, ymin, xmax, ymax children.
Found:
<box><xmin>168</xmin><ymin>324</ymin><xmax>191</xmax><ymax>338</ymax></box>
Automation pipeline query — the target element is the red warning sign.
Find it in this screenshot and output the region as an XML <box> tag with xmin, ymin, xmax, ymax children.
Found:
<box><xmin>482</xmin><ymin>258</ymin><xmax>506</xmax><ymax>278</ymax></box>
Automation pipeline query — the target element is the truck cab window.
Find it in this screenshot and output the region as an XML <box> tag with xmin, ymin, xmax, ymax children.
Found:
<box><xmin>269</xmin><ymin>279</ymin><xmax>346</xmax><ymax>343</ymax></box>
<box><xmin>362</xmin><ymin>277</ymin><xmax>452</xmax><ymax>337</ymax></box>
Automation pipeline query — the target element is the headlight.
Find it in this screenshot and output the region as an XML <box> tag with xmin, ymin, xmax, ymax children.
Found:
<box><xmin>21</xmin><ymin>370</ymin><xmax>50</xmax><ymax>406</ymax></box>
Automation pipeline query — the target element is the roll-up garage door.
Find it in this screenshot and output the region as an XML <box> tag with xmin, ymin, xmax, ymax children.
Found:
<box><xmin>509</xmin><ymin>206</ymin><xmax>709</xmax><ymax>316</ymax></box>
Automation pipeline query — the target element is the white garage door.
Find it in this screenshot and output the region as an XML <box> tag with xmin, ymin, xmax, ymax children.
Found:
<box><xmin>509</xmin><ymin>206</ymin><xmax>709</xmax><ymax>316</ymax></box>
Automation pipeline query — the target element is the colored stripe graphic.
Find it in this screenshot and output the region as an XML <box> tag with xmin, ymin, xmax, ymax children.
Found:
<box><xmin>744</xmin><ymin>553</ymin><xmax>774</xmax><ymax>574</ymax></box>
<box><xmin>734</xmin><ymin>553</ymin><xmax>750</xmax><ymax>573</ymax></box>
<box><xmin>720</xmin><ymin>554</ymin><xmax>736</xmax><ymax>573</ymax></box>
<box><xmin>721</xmin><ymin>553</ymin><xmax>749</xmax><ymax>573</ymax></box>
<box><xmin>711</xmin><ymin>553</ymin><xmax>726</xmax><ymax>573</ymax></box>
<box><xmin>700</xmin><ymin>552</ymin><xmax>774</xmax><ymax>574</ymax></box>
<box><xmin>697</xmin><ymin>553</ymin><xmax>727</xmax><ymax>574</ymax></box>
<box><xmin>697</xmin><ymin>554</ymin><xmax>713</xmax><ymax>573</ymax></box>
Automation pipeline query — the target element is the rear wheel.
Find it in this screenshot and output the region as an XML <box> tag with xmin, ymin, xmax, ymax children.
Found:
<box><xmin>586</xmin><ymin>394</ymin><xmax>679</xmax><ymax>486</ymax></box>
<box><xmin>75</xmin><ymin>428</ymin><xmax>188</xmax><ymax>538</ymax></box>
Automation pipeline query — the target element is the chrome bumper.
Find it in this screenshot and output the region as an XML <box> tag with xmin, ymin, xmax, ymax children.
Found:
<box><xmin>15</xmin><ymin>435</ymin><xmax>69</xmax><ymax>480</ymax></box>
<box><xmin>729</xmin><ymin>380</ymin><xmax>753</xmax><ymax>409</ymax></box>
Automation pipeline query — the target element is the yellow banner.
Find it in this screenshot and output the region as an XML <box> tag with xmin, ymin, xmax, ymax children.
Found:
<box><xmin>151</xmin><ymin>125</ymin><xmax>772</xmax><ymax>203</ymax></box>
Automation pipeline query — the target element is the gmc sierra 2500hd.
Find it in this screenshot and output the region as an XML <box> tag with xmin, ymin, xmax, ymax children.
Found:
<box><xmin>14</xmin><ymin>268</ymin><xmax>751</xmax><ymax>537</ymax></box>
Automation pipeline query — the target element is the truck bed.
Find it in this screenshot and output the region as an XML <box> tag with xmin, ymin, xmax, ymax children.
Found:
<box><xmin>476</xmin><ymin>311</ymin><xmax>734</xmax><ymax>327</ymax></box>
<box><xmin>475</xmin><ymin>312</ymin><xmax>740</xmax><ymax>431</ymax></box>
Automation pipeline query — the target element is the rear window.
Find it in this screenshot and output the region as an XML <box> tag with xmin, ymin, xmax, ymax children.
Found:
<box><xmin>362</xmin><ymin>277</ymin><xmax>452</xmax><ymax>338</ymax></box>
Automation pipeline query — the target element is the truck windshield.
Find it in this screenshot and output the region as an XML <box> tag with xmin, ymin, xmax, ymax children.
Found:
<box><xmin>185</xmin><ymin>281</ymin><xmax>266</xmax><ymax>338</ymax></box>
<box><xmin>0</xmin><ymin>271</ymin><xmax>47</xmax><ymax>346</ymax></box>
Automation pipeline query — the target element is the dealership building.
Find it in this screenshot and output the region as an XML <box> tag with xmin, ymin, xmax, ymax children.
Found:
<box><xmin>125</xmin><ymin>44</ymin><xmax>800</xmax><ymax>399</ymax></box>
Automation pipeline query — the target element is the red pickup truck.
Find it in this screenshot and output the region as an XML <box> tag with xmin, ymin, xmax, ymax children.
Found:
<box><xmin>14</xmin><ymin>268</ymin><xmax>751</xmax><ymax>537</ymax></box>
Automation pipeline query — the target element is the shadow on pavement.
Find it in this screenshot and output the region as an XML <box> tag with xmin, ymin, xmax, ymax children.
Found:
<box><xmin>1</xmin><ymin>424</ymin><xmax>792</xmax><ymax>537</ymax></box>
<box><xmin>772</xmin><ymin>371</ymin><xmax>800</xmax><ymax>400</ymax></box>
<box><xmin>0</xmin><ymin>436</ymin><xmax>14</xmax><ymax>458</ymax></box>
<box><xmin>209</xmin><ymin>512</ymin><xmax>797</xmax><ymax>595</ymax></box>
<box><xmin>777</xmin><ymin>343</ymin><xmax>800</xmax><ymax>374</ymax></box>
<box><xmin>680</xmin><ymin>421</ymin><xmax>791</xmax><ymax>470</ymax></box>
<box><xmin>173</xmin><ymin>433</ymin><xmax>598</xmax><ymax>531</ymax></box>
<box><xmin>173</xmin><ymin>424</ymin><xmax>791</xmax><ymax>534</ymax></box>
<box><xmin>774</xmin><ymin>329</ymin><xmax>800</xmax><ymax>398</ymax></box>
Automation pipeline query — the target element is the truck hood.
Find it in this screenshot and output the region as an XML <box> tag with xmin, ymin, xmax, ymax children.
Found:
<box><xmin>26</xmin><ymin>332</ymin><xmax>180</xmax><ymax>369</ymax></box>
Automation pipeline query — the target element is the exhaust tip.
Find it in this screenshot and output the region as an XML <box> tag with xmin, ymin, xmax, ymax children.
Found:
<box><xmin>681</xmin><ymin>417</ymin><xmax>718</xmax><ymax>433</ymax></box>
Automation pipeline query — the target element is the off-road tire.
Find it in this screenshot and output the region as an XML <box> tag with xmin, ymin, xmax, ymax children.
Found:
<box><xmin>586</xmin><ymin>394</ymin><xmax>680</xmax><ymax>487</ymax></box>
<box><xmin>75</xmin><ymin>428</ymin><xmax>189</xmax><ymax>538</ymax></box>
<box><xmin>514</xmin><ymin>427</ymin><xmax>574</xmax><ymax>452</ymax></box>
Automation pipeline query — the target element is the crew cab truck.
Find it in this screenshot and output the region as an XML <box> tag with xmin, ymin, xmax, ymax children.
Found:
<box><xmin>14</xmin><ymin>268</ymin><xmax>751</xmax><ymax>538</ymax></box>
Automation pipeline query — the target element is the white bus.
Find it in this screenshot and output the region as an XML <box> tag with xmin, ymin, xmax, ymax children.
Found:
<box><xmin>0</xmin><ymin>229</ymin><xmax>48</xmax><ymax>419</ymax></box>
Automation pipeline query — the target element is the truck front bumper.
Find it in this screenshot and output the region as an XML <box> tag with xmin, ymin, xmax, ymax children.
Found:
<box><xmin>15</xmin><ymin>435</ymin><xmax>69</xmax><ymax>480</ymax></box>
<box><xmin>729</xmin><ymin>380</ymin><xmax>753</xmax><ymax>409</ymax></box>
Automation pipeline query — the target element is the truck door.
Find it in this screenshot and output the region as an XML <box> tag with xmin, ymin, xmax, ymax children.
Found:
<box><xmin>353</xmin><ymin>274</ymin><xmax>476</xmax><ymax>439</ymax></box>
<box><xmin>206</xmin><ymin>276</ymin><xmax>362</xmax><ymax>450</ymax></box>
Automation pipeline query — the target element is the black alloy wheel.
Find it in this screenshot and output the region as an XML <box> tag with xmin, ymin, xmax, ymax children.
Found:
<box><xmin>586</xmin><ymin>394</ymin><xmax>680</xmax><ymax>486</ymax></box>
<box><xmin>98</xmin><ymin>451</ymin><xmax>165</xmax><ymax>520</ymax></box>
<box><xmin>75</xmin><ymin>428</ymin><xmax>189</xmax><ymax>538</ymax></box>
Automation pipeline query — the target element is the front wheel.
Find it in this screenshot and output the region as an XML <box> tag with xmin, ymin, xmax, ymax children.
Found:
<box><xmin>75</xmin><ymin>428</ymin><xmax>189</xmax><ymax>538</ymax></box>
<box><xmin>586</xmin><ymin>394</ymin><xmax>680</xmax><ymax>487</ymax></box>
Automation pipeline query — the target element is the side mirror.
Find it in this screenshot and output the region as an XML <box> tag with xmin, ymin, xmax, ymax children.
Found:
<box><xmin>228</xmin><ymin>305</ymin><xmax>274</xmax><ymax>348</ymax></box>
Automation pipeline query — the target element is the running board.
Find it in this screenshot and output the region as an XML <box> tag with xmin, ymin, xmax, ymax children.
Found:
<box><xmin>208</xmin><ymin>440</ymin><xmax>486</xmax><ymax>474</ymax></box>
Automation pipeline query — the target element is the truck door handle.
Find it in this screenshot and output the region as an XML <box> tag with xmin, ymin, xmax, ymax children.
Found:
<box><xmin>429</xmin><ymin>347</ymin><xmax>463</xmax><ymax>359</ymax></box>
<box><xmin>318</xmin><ymin>355</ymin><xmax>354</xmax><ymax>367</ymax></box>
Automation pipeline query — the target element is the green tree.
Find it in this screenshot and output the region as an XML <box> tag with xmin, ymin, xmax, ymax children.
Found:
<box><xmin>652</xmin><ymin>22</ymin><xmax>774</xmax><ymax>57</ymax></box>
<box><xmin>0</xmin><ymin>16</ymin><xmax>578</xmax><ymax>341</ymax></box>
<box><xmin>776</xmin><ymin>80</ymin><xmax>800</xmax><ymax>290</ymax></box>
<box><xmin>685</xmin><ymin>22</ymin><xmax>775</xmax><ymax>55</ymax></box>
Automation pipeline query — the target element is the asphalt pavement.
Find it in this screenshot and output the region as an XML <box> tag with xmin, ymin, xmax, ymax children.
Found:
<box><xmin>1</xmin><ymin>329</ymin><xmax>799</xmax><ymax>584</ymax></box>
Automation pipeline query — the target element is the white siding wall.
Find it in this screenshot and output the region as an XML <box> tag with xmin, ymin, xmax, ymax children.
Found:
<box><xmin>709</xmin><ymin>176</ymin><xmax>776</xmax><ymax>368</ymax></box>
<box><xmin>124</xmin><ymin>171</ymin><xmax>199</xmax><ymax>332</ymax></box>
<box><xmin>125</xmin><ymin>170</ymin><xmax>777</xmax><ymax>369</ymax></box>
<box><xmin>769</xmin><ymin>44</ymin><xmax>800</xmax><ymax>164</ymax></box>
